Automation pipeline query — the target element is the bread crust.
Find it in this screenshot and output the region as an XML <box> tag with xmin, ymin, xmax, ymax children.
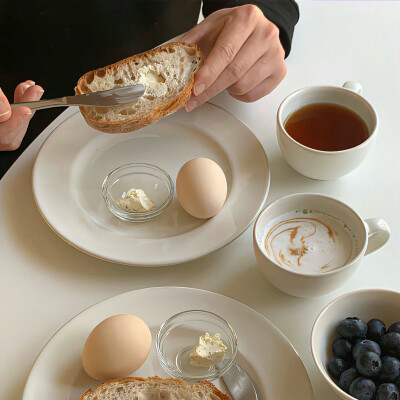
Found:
<box><xmin>79</xmin><ymin>376</ymin><xmax>231</xmax><ymax>400</ymax></box>
<box><xmin>75</xmin><ymin>42</ymin><xmax>203</xmax><ymax>134</ymax></box>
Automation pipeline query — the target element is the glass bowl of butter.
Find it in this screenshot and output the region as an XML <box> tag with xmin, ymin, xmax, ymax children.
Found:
<box><xmin>156</xmin><ymin>310</ymin><xmax>238</xmax><ymax>382</ymax></box>
<box><xmin>102</xmin><ymin>163</ymin><xmax>174</xmax><ymax>222</ymax></box>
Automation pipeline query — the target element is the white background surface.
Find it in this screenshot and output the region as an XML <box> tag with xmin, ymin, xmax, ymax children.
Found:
<box><xmin>1</xmin><ymin>1</ymin><xmax>399</xmax><ymax>399</ymax></box>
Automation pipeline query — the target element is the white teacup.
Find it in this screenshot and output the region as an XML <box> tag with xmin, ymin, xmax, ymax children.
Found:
<box><xmin>277</xmin><ymin>81</ymin><xmax>378</xmax><ymax>180</ymax></box>
<box><xmin>253</xmin><ymin>193</ymin><xmax>390</xmax><ymax>298</ymax></box>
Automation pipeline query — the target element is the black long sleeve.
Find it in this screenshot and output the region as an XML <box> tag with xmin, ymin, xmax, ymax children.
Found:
<box><xmin>202</xmin><ymin>0</ymin><xmax>299</xmax><ymax>57</ymax></box>
<box><xmin>0</xmin><ymin>0</ymin><xmax>299</xmax><ymax>177</ymax></box>
<box><xmin>0</xmin><ymin>0</ymin><xmax>203</xmax><ymax>177</ymax></box>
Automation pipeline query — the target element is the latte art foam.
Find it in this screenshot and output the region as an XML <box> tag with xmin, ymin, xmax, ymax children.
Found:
<box><xmin>261</xmin><ymin>210</ymin><xmax>357</xmax><ymax>273</ymax></box>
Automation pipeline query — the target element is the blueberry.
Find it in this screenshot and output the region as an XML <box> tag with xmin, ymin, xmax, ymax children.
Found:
<box><xmin>388</xmin><ymin>322</ymin><xmax>400</xmax><ymax>335</ymax></box>
<box><xmin>375</xmin><ymin>383</ymin><xmax>400</xmax><ymax>400</ymax></box>
<box><xmin>333</xmin><ymin>338</ymin><xmax>353</xmax><ymax>360</ymax></box>
<box><xmin>339</xmin><ymin>368</ymin><xmax>359</xmax><ymax>393</ymax></box>
<box><xmin>337</xmin><ymin>317</ymin><xmax>368</xmax><ymax>341</ymax></box>
<box><xmin>328</xmin><ymin>357</ymin><xmax>348</xmax><ymax>379</ymax></box>
<box><xmin>378</xmin><ymin>357</ymin><xmax>400</xmax><ymax>382</ymax></box>
<box><xmin>367</xmin><ymin>319</ymin><xmax>387</xmax><ymax>342</ymax></box>
<box><xmin>349</xmin><ymin>377</ymin><xmax>376</xmax><ymax>400</ymax></box>
<box><xmin>356</xmin><ymin>351</ymin><xmax>382</xmax><ymax>378</ymax></box>
<box><xmin>380</xmin><ymin>333</ymin><xmax>400</xmax><ymax>359</ymax></box>
<box><xmin>353</xmin><ymin>340</ymin><xmax>381</xmax><ymax>360</ymax></box>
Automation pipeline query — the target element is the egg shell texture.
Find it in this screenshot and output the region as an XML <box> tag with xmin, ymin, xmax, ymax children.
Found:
<box><xmin>82</xmin><ymin>314</ymin><xmax>151</xmax><ymax>381</ymax></box>
<box><xmin>176</xmin><ymin>157</ymin><xmax>227</xmax><ymax>219</ymax></box>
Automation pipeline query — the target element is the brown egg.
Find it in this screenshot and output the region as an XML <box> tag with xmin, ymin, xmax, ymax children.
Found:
<box><xmin>82</xmin><ymin>314</ymin><xmax>151</xmax><ymax>381</ymax></box>
<box><xmin>176</xmin><ymin>157</ymin><xmax>227</xmax><ymax>219</ymax></box>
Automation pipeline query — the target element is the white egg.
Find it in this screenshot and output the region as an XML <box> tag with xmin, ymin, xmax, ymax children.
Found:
<box><xmin>176</xmin><ymin>157</ymin><xmax>227</xmax><ymax>219</ymax></box>
<box><xmin>82</xmin><ymin>314</ymin><xmax>151</xmax><ymax>381</ymax></box>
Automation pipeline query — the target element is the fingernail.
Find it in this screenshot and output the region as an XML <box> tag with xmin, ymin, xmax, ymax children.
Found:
<box><xmin>186</xmin><ymin>98</ymin><xmax>198</xmax><ymax>112</ymax></box>
<box><xmin>23</xmin><ymin>111</ymin><xmax>33</xmax><ymax>121</ymax></box>
<box><xmin>194</xmin><ymin>83</ymin><xmax>205</xmax><ymax>96</ymax></box>
<box><xmin>26</xmin><ymin>80</ymin><xmax>35</xmax><ymax>86</ymax></box>
<box><xmin>0</xmin><ymin>101</ymin><xmax>10</xmax><ymax>117</ymax></box>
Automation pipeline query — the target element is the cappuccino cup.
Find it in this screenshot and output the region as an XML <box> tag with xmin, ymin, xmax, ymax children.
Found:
<box><xmin>253</xmin><ymin>193</ymin><xmax>390</xmax><ymax>298</ymax></box>
<box><xmin>277</xmin><ymin>81</ymin><xmax>378</xmax><ymax>180</ymax></box>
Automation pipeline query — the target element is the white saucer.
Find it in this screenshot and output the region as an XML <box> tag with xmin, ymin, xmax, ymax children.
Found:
<box><xmin>23</xmin><ymin>287</ymin><xmax>313</xmax><ymax>400</ymax></box>
<box><xmin>32</xmin><ymin>104</ymin><xmax>269</xmax><ymax>266</ymax></box>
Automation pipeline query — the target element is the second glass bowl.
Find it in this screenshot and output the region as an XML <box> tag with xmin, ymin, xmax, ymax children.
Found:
<box><xmin>156</xmin><ymin>310</ymin><xmax>238</xmax><ymax>382</ymax></box>
<box><xmin>102</xmin><ymin>163</ymin><xmax>174</xmax><ymax>222</ymax></box>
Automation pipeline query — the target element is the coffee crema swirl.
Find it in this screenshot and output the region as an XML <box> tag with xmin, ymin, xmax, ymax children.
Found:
<box><xmin>264</xmin><ymin>215</ymin><xmax>354</xmax><ymax>273</ymax></box>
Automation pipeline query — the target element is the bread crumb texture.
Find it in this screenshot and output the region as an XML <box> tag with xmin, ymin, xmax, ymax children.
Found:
<box><xmin>76</xmin><ymin>43</ymin><xmax>201</xmax><ymax>123</ymax></box>
<box><xmin>80</xmin><ymin>376</ymin><xmax>230</xmax><ymax>400</ymax></box>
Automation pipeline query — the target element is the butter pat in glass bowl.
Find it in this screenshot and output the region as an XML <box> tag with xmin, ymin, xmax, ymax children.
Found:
<box><xmin>156</xmin><ymin>310</ymin><xmax>237</xmax><ymax>382</ymax></box>
<box><xmin>102</xmin><ymin>163</ymin><xmax>174</xmax><ymax>222</ymax></box>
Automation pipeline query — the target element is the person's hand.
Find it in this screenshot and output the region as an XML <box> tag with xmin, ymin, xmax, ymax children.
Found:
<box><xmin>182</xmin><ymin>4</ymin><xmax>286</xmax><ymax>111</ymax></box>
<box><xmin>0</xmin><ymin>81</ymin><xmax>44</xmax><ymax>151</ymax></box>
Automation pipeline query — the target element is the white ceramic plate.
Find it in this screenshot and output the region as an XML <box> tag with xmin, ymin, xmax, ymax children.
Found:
<box><xmin>32</xmin><ymin>104</ymin><xmax>269</xmax><ymax>266</ymax></box>
<box><xmin>23</xmin><ymin>287</ymin><xmax>313</xmax><ymax>400</ymax></box>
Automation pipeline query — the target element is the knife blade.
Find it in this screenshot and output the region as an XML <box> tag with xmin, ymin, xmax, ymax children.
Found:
<box><xmin>63</xmin><ymin>84</ymin><xmax>146</xmax><ymax>106</ymax></box>
<box><xmin>11</xmin><ymin>84</ymin><xmax>146</xmax><ymax>111</ymax></box>
<box><xmin>221</xmin><ymin>363</ymin><xmax>260</xmax><ymax>400</ymax></box>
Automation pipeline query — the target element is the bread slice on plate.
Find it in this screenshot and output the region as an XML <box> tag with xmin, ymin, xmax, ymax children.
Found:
<box><xmin>80</xmin><ymin>376</ymin><xmax>231</xmax><ymax>400</ymax></box>
<box><xmin>75</xmin><ymin>42</ymin><xmax>203</xmax><ymax>134</ymax></box>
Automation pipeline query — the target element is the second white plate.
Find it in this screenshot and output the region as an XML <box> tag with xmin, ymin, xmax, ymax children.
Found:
<box><xmin>23</xmin><ymin>287</ymin><xmax>313</xmax><ymax>400</ymax></box>
<box><xmin>32</xmin><ymin>103</ymin><xmax>269</xmax><ymax>266</ymax></box>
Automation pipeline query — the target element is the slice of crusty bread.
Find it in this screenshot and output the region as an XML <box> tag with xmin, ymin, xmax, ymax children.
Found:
<box><xmin>80</xmin><ymin>376</ymin><xmax>231</xmax><ymax>400</ymax></box>
<box><xmin>75</xmin><ymin>42</ymin><xmax>203</xmax><ymax>134</ymax></box>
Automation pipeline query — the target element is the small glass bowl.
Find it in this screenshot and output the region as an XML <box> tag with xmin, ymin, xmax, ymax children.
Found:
<box><xmin>102</xmin><ymin>163</ymin><xmax>174</xmax><ymax>222</ymax></box>
<box><xmin>156</xmin><ymin>310</ymin><xmax>238</xmax><ymax>382</ymax></box>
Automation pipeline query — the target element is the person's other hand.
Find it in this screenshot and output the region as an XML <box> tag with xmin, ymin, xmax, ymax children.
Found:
<box><xmin>182</xmin><ymin>4</ymin><xmax>286</xmax><ymax>111</ymax></box>
<box><xmin>0</xmin><ymin>81</ymin><xmax>44</xmax><ymax>151</ymax></box>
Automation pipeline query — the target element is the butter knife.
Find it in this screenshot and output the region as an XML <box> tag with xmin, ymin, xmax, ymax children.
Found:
<box><xmin>221</xmin><ymin>363</ymin><xmax>262</xmax><ymax>400</ymax></box>
<box><xmin>10</xmin><ymin>84</ymin><xmax>146</xmax><ymax>111</ymax></box>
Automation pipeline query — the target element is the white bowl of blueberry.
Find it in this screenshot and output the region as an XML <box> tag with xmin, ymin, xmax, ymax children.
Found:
<box><xmin>311</xmin><ymin>289</ymin><xmax>400</xmax><ymax>400</ymax></box>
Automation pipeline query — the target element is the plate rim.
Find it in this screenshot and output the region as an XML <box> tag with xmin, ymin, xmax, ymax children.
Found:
<box><xmin>22</xmin><ymin>286</ymin><xmax>314</xmax><ymax>400</ymax></box>
<box><xmin>32</xmin><ymin>103</ymin><xmax>270</xmax><ymax>267</ymax></box>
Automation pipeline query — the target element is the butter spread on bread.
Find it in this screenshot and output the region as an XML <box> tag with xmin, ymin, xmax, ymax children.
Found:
<box><xmin>75</xmin><ymin>42</ymin><xmax>203</xmax><ymax>134</ymax></box>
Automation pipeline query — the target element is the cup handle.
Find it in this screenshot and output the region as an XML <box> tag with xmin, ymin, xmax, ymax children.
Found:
<box><xmin>343</xmin><ymin>81</ymin><xmax>363</xmax><ymax>94</ymax></box>
<box><xmin>364</xmin><ymin>218</ymin><xmax>390</xmax><ymax>255</ymax></box>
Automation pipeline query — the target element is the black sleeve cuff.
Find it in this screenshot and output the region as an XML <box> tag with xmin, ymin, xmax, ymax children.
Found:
<box><xmin>202</xmin><ymin>0</ymin><xmax>299</xmax><ymax>57</ymax></box>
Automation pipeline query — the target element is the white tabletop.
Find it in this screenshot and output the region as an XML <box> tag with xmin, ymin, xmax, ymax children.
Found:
<box><xmin>1</xmin><ymin>1</ymin><xmax>399</xmax><ymax>399</ymax></box>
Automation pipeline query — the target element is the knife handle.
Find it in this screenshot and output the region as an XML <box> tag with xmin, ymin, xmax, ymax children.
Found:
<box><xmin>11</xmin><ymin>98</ymin><xmax>67</xmax><ymax>110</ymax></box>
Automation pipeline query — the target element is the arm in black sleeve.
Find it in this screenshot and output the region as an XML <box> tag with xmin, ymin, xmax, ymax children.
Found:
<box><xmin>202</xmin><ymin>0</ymin><xmax>299</xmax><ymax>57</ymax></box>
